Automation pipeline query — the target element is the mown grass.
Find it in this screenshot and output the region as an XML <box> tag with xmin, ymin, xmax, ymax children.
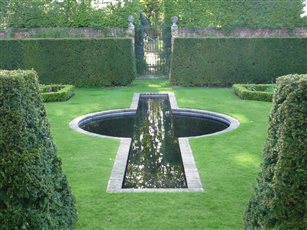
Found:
<box><xmin>45</xmin><ymin>79</ymin><xmax>272</xmax><ymax>230</ymax></box>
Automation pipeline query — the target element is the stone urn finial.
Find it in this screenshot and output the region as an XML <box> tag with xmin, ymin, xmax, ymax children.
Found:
<box><xmin>127</xmin><ymin>15</ymin><xmax>135</xmax><ymax>36</ymax></box>
<box><xmin>171</xmin><ymin>16</ymin><xmax>178</xmax><ymax>25</ymax></box>
<box><xmin>171</xmin><ymin>16</ymin><xmax>178</xmax><ymax>36</ymax></box>
<box><xmin>128</xmin><ymin>15</ymin><xmax>135</xmax><ymax>24</ymax></box>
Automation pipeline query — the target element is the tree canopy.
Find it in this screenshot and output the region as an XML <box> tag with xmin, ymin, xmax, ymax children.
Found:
<box><xmin>0</xmin><ymin>0</ymin><xmax>306</xmax><ymax>29</ymax></box>
<box><xmin>164</xmin><ymin>0</ymin><xmax>307</xmax><ymax>28</ymax></box>
<box><xmin>0</xmin><ymin>0</ymin><xmax>142</xmax><ymax>28</ymax></box>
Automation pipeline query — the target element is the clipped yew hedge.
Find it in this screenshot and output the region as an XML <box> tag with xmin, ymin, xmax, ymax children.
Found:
<box><xmin>243</xmin><ymin>74</ymin><xmax>307</xmax><ymax>229</ymax></box>
<box><xmin>233</xmin><ymin>84</ymin><xmax>274</xmax><ymax>102</ymax></box>
<box><xmin>0</xmin><ymin>38</ymin><xmax>136</xmax><ymax>87</ymax></box>
<box><xmin>170</xmin><ymin>38</ymin><xmax>307</xmax><ymax>86</ymax></box>
<box><xmin>0</xmin><ymin>70</ymin><xmax>77</xmax><ymax>229</ymax></box>
<box><xmin>40</xmin><ymin>84</ymin><xmax>75</xmax><ymax>102</ymax></box>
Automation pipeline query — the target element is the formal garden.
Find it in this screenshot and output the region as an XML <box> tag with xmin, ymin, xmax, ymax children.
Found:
<box><xmin>0</xmin><ymin>1</ymin><xmax>306</xmax><ymax>229</ymax></box>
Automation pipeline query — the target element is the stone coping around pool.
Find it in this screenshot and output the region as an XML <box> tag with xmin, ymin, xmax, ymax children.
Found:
<box><xmin>69</xmin><ymin>92</ymin><xmax>240</xmax><ymax>193</ymax></box>
<box><xmin>69</xmin><ymin>109</ymin><xmax>136</xmax><ymax>140</ymax></box>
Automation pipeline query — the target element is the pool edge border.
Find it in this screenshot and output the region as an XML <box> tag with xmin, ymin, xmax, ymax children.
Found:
<box><xmin>69</xmin><ymin>92</ymin><xmax>240</xmax><ymax>193</ymax></box>
<box><xmin>107</xmin><ymin>93</ymin><xmax>205</xmax><ymax>192</ymax></box>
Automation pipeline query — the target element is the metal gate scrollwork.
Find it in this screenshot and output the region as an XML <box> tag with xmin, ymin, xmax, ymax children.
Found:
<box><xmin>135</xmin><ymin>15</ymin><xmax>171</xmax><ymax>77</ymax></box>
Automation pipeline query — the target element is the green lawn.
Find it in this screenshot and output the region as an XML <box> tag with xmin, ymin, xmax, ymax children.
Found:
<box><xmin>45</xmin><ymin>79</ymin><xmax>272</xmax><ymax>230</ymax></box>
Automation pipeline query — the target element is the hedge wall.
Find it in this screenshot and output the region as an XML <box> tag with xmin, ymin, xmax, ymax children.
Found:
<box><xmin>243</xmin><ymin>74</ymin><xmax>307</xmax><ymax>229</ymax></box>
<box><xmin>0</xmin><ymin>38</ymin><xmax>136</xmax><ymax>87</ymax></box>
<box><xmin>170</xmin><ymin>38</ymin><xmax>307</xmax><ymax>86</ymax></box>
<box><xmin>0</xmin><ymin>70</ymin><xmax>77</xmax><ymax>229</ymax></box>
<box><xmin>233</xmin><ymin>84</ymin><xmax>274</xmax><ymax>102</ymax></box>
<box><xmin>40</xmin><ymin>84</ymin><xmax>75</xmax><ymax>102</ymax></box>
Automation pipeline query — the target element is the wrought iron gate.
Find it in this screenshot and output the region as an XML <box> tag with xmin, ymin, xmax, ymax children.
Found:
<box><xmin>135</xmin><ymin>26</ymin><xmax>172</xmax><ymax>76</ymax></box>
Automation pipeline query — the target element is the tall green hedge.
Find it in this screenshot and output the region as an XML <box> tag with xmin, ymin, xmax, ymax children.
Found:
<box><xmin>0</xmin><ymin>70</ymin><xmax>77</xmax><ymax>229</ymax></box>
<box><xmin>164</xmin><ymin>0</ymin><xmax>306</xmax><ymax>28</ymax></box>
<box><xmin>243</xmin><ymin>74</ymin><xmax>307</xmax><ymax>229</ymax></box>
<box><xmin>0</xmin><ymin>38</ymin><xmax>136</xmax><ymax>87</ymax></box>
<box><xmin>170</xmin><ymin>38</ymin><xmax>307</xmax><ymax>86</ymax></box>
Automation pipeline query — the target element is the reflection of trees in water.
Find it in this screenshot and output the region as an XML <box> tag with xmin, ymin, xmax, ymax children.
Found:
<box><xmin>123</xmin><ymin>96</ymin><xmax>187</xmax><ymax>188</ymax></box>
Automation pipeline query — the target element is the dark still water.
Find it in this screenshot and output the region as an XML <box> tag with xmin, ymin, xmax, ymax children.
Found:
<box><xmin>173</xmin><ymin>114</ymin><xmax>228</xmax><ymax>137</ymax></box>
<box><xmin>80</xmin><ymin>115</ymin><xmax>134</xmax><ymax>138</ymax></box>
<box><xmin>79</xmin><ymin>95</ymin><xmax>230</xmax><ymax>189</ymax></box>
<box><xmin>80</xmin><ymin>113</ymin><xmax>228</xmax><ymax>138</ymax></box>
<box><xmin>122</xmin><ymin>95</ymin><xmax>187</xmax><ymax>189</ymax></box>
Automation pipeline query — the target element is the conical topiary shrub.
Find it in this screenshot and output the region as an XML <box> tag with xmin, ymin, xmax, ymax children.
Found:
<box><xmin>243</xmin><ymin>74</ymin><xmax>307</xmax><ymax>229</ymax></box>
<box><xmin>0</xmin><ymin>70</ymin><xmax>77</xmax><ymax>229</ymax></box>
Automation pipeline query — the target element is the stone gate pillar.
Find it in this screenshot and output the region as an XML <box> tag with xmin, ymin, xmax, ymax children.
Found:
<box><xmin>171</xmin><ymin>16</ymin><xmax>178</xmax><ymax>37</ymax></box>
<box><xmin>171</xmin><ymin>16</ymin><xmax>178</xmax><ymax>52</ymax></box>
<box><xmin>171</xmin><ymin>16</ymin><xmax>178</xmax><ymax>56</ymax></box>
<box><xmin>127</xmin><ymin>15</ymin><xmax>135</xmax><ymax>46</ymax></box>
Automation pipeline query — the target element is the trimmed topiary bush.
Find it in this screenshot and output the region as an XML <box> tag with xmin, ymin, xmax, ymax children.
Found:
<box><xmin>170</xmin><ymin>38</ymin><xmax>307</xmax><ymax>86</ymax></box>
<box><xmin>233</xmin><ymin>84</ymin><xmax>274</xmax><ymax>102</ymax></box>
<box><xmin>40</xmin><ymin>84</ymin><xmax>75</xmax><ymax>102</ymax></box>
<box><xmin>243</xmin><ymin>74</ymin><xmax>307</xmax><ymax>229</ymax></box>
<box><xmin>0</xmin><ymin>70</ymin><xmax>77</xmax><ymax>229</ymax></box>
<box><xmin>0</xmin><ymin>38</ymin><xmax>136</xmax><ymax>87</ymax></box>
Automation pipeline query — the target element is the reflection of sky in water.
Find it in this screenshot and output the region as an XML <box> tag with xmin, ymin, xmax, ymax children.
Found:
<box><xmin>123</xmin><ymin>96</ymin><xmax>187</xmax><ymax>189</ymax></box>
<box><xmin>302</xmin><ymin>0</ymin><xmax>307</xmax><ymax>17</ymax></box>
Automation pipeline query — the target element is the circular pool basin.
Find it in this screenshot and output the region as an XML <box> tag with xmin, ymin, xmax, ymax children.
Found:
<box><xmin>74</xmin><ymin>109</ymin><xmax>235</xmax><ymax>138</ymax></box>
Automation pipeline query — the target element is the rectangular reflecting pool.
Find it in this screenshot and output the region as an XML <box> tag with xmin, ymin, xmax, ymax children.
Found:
<box><xmin>122</xmin><ymin>94</ymin><xmax>187</xmax><ymax>189</ymax></box>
